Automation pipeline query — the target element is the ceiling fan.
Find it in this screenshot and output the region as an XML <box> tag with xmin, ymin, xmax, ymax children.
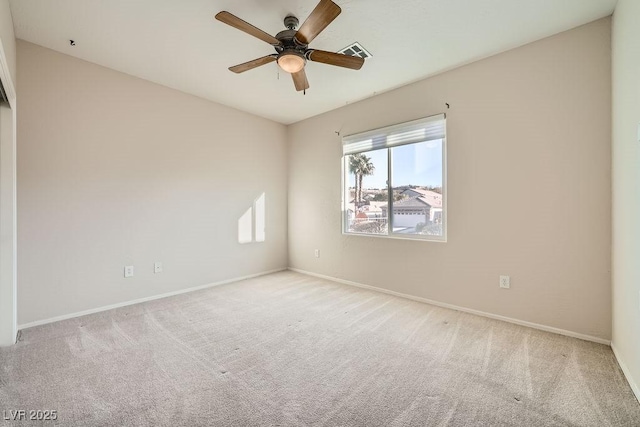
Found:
<box><xmin>215</xmin><ymin>0</ymin><xmax>365</xmax><ymax>92</ymax></box>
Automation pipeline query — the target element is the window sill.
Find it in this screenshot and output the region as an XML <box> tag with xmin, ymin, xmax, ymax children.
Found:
<box><xmin>342</xmin><ymin>231</ymin><xmax>447</xmax><ymax>243</ymax></box>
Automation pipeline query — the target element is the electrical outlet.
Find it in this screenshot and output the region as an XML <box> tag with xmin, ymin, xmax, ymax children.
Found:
<box><xmin>499</xmin><ymin>275</ymin><xmax>510</xmax><ymax>289</ymax></box>
<box><xmin>154</xmin><ymin>262</ymin><xmax>163</xmax><ymax>273</ymax></box>
<box><xmin>124</xmin><ymin>265</ymin><xmax>134</xmax><ymax>278</ymax></box>
<box><xmin>314</xmin><ymin>249</ymin><xmax>320</xmax><ymax>258</ymax></box>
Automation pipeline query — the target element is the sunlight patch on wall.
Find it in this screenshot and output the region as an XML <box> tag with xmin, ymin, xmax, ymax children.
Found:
<box><xmin>238</xmin><ymin>192</ymin><xmax>266</xmax><ymax>244</ymax></box>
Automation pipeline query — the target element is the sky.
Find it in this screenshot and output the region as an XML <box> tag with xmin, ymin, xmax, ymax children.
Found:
<box><xmin>347</xmin><ymin>140</ymin><xmax>443</xmax><ymax>189</ymax></box>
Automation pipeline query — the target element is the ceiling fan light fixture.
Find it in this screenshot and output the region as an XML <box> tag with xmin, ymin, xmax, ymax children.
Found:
<box><xmin>277</xmin><ymin>51</ymin><xmax>306</xmax><ymax>74</ymax></box>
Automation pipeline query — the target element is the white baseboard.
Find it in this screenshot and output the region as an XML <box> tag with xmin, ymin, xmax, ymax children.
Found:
<box><xmin>289</xmin><ymin>267</ymin><xmax>611</xmax><ymax>346</ymax></box>
<box><xmin>19</xmin><ymin>265</ymin><xmax>613</xmax><ymax>348</ymax></box>
<box><xmin>18</xmin><ymin>268</ymin><xmax>287</xmax><ymax>330</ymax></box>
<box><xmin>611</xmin><ymin>342</ymin><xmax>640</xmax><ymax>403</ymax></box>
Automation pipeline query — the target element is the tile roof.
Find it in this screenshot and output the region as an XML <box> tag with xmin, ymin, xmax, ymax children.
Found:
<box><xmin>402</xmin><ymin>189</ymin><xmax>443</xmax><ymax>207</ymax></box>
<box><xmin>381</xmin><ymin>192</ymin><xmax>443</xmax><ymax>210</ymax></box>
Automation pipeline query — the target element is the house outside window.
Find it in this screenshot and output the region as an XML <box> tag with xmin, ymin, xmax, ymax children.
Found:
<box><xmin>342</xmin><ymin>114</ymin><xmax>446</xmax><ymax>241</ymax></box>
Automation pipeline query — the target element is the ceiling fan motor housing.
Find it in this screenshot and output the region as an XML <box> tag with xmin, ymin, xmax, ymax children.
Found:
<box><xmin>284</xmin><ymin>15</ymin><xmax>299</xmax><ymax>30</ymax></box>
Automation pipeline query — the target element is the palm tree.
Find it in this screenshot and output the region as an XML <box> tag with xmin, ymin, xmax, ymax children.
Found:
<box><xmin>357</xmin><ymin>155</ymin><xmax>375</xmax><ymax>207</ymax></box>
<box><xmin>349</xmin><ymin>153</ymin><xmax>375</xmax><ymax>209</ymax></box>
<box><xmin>348</xmin><ymin>154</ymin><xmax>363</xmax><ymax>209</ymax></box>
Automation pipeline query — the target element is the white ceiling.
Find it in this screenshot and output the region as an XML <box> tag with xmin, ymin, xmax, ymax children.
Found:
<box><xmin>9</xmin><ymin>0</ymin><xmax>617</xmax><ymax>124</ymax></box>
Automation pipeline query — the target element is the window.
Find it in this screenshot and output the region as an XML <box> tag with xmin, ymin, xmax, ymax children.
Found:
<box><xmin>342</xmin><ymin>114</ymin><xmax>446</xmax><ymax>241</ymax></box>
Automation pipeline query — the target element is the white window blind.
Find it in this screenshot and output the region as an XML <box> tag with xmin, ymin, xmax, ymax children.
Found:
<box><xmin>342</xmin><ymin>114</ymin><xmax>446</xmax><ymax>155</ymax></box>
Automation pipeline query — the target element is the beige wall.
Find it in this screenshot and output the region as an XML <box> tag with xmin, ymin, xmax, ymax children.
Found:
<box><xmin>17</xmin><ymin>41</ymin><xmax>288</xmax><ymax>325</ymax></box>
<box><xmin>0</xmin><ymin>0</ymin><xmax>16</xmax><ymax>347</ymax></box>
<box><xmin>288</xmin><ymin>18</ymin><xmax>612</xmax><ymax>340</ymax></box>
<box><xmin>612</xmin><ymin>0</ymin><xmax>640</xmax><ymax>399</ymax></box>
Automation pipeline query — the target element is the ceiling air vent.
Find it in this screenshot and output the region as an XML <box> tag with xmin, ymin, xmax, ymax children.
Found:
<box><xmin>338</xmin><ymin>42</ymin><xmax>372</xmax><ymax>59</ymax></box>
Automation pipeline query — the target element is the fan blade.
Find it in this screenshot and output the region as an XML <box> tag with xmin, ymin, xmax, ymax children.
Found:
<box><xmin>292</xmin><ymin>69</ymin><xmax>310</xmax><ymax>92</ymax></box>
<box><xmin>307</xmin><ymin>50</ymin><xmax>364</xmax><ymax>70</ymax></box>
<box><xmin>215</xmin><ymin>11</ymin><xmax>281</xmax><ymax>46</ymax></box>
<box><xmin>294</xmin><ymin>0</ymin><xmax>341</xmax><ymax>45</ymax></box>
<box><xmin>229</xmin><ymin>55</ymin><xmax>277</xmax><ymax>74</ymax></box>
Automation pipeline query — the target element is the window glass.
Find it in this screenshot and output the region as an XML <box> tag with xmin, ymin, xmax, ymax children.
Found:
<box><xmin>390</xmin><ymin>140</ymin><xmax>444</xmax><ymax>237</ymax></box>
<box><xmin>345</xmin><ymin>149</ymin><xmax>388</xmax><ymax>235</ymax></box>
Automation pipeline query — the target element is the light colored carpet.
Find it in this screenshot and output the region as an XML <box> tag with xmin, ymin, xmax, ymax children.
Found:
<box><xmin>1</xmin><ymin>271</ymin><xmax>639</xmax><ymax>426</ymax></box>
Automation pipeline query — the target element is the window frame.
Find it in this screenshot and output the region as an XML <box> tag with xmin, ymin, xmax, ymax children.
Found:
<box><xmin>341</xmin><ymin>115</ymin><xmax>447</xmax><ymax>243</ymax></box>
